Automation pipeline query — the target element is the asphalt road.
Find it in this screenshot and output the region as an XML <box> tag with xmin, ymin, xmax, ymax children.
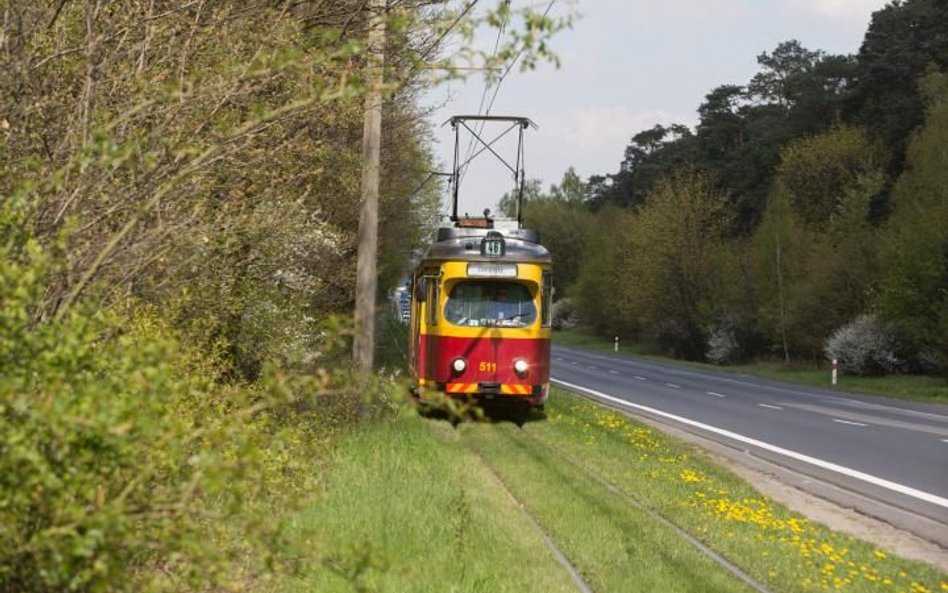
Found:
<box><xmin>550</xmin><ymin>345</ymin><xmax>948</xmax><ymax>545</ymax></box>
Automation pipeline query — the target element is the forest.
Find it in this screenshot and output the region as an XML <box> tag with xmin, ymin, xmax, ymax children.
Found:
<box><xmin>513</xmin><ymin>0</ymin><xmax>948</xmax><ymax>376</ymax></box>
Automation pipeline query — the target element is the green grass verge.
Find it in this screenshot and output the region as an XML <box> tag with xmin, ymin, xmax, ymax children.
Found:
<box><xmin>463</xmin><ymin>423</ymin><xmax>757</xmax><ymax>593</ymax></box>
<box><xmin>525</xmin><ymin>389</ymin><xmax>947</xmax><ymax>593</ymax></box>
<box><xmin>287</xmin><ymin>411</ymin><xmax>581</xmax><ymax>593</ymax></box>
<box><xmin>554</xmin><ymin>329</ymin><xmax>948</xmax><ymax>405</ymax></box>
<box><xmin>285</xmin><ymin>388</ymin><xmax>946</xmax><ymax>592</ymax></box>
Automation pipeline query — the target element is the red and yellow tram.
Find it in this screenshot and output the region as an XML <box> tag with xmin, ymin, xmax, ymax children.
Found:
<box><xmin>409</xmin><ymin>224</ymin><xmax>552</xmax><ymax>411</ymax></box>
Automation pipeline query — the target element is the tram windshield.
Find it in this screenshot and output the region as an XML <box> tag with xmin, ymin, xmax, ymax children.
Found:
<box><xmin>444</xmin><ymin>281</ymin><xmax>536</xmax><ymax>328</ymax></box>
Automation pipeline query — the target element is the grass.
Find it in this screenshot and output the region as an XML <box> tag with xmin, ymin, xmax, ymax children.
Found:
<box><xmin>285</xmin><ymin>390</ymin><xmax>946</xmax><ymax>592</ymax></box>
<box><xmin>286</xmin><ymin>412</ymin><xmax>581</xmax><ymax>593</ymax></box>
<box><xmin>553</xmin><ymin>328</ymin><xmax>948</xmax><ymax>405</ymax></box>
<box><xmin>529</xmin><ymin>390</ymin><xmax>947</xmax><ymax>593</ymax></box>
<box><xmin>463</xmin><ymin>422</ymin><xmax>757</xmax><ymax>593</ymax></box>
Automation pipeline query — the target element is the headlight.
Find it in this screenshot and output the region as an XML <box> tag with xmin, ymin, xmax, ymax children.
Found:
<box><xmin>513</xmin><ymin>359</ymin><xmax>529</xmax><ymax>376</ymax></box>
<box><xmin>452</xmin><ymin>358</ymin><xmax>467</xmax><ymax>373</ymax></box>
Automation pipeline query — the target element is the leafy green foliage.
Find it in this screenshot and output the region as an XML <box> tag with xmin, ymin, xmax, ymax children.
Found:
<box><xmin>0</xmin><ymin>216</ymin><xmax>359</xmax><ymax>592</ymax></box>
<box><xmin>847</xmin><ymin>0</ymin><xmax>948</xmax><ymax>171</ymax></box>
<box><xmin>577</xmin><ymin>171</ymin><xmax>733</xmax><ymax>359</ymax></box>
<box><xmin>751</xmin><ymin>127</ymin><xmax>885</xmax><ymax>361</ymax></box>
<box><xmin>876</xmin><ymin>72</ymin><xmax>948</xmax><ymax>373</ymax></box>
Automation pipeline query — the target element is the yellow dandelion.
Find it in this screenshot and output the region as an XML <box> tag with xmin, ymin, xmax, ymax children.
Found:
<box><xmin>874</xmin><ymin>549</ymin><xmax>887</xmax><ymax>560</ymax></box>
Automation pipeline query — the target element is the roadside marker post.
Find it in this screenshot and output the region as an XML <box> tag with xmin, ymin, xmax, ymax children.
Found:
<box><xmin>832</xmin><ymin>358</ymin><xmax>838</xmax><ymax>386</ymax></box>
<box><xmin>614</xmin><ymin>336</ymin><xmax>619</xmax><ymax>353</ymax></box>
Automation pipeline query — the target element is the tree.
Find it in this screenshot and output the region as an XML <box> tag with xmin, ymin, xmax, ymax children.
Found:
<box><xmin>775</xmin><ymin>126</ymin><xmax>887</xmax><ymax>230</ymax></box>
<box><xmin>697</xmin><ymin>85</ymin><xmax>747</xmax><ymax>162</ymax></box>
<box><xmin>747</xmin><ymin>40</ymin><xmax>824</xmax><ymax>108</ymax></box>
<box><xmin>572</xmin><ymin>206</ymin><xmax>630</xmax><ymax>334</ymax></box>
<box><xmin>590</xmin><ymin>124</ymin><xmax>701</xmax><ymax>211</ymax></box>
<box><xmin>753</xmin><ymin>126</ymin><xmax>886</xmax><ymax>361</ymax></box>
<box><xmin>848</xmin><ymin>0</ymin><xmax>948</xmax><ymax>172</ymax></box>
<box><xmin>606</xmin><ymin>170</ymin><xmax>733</xmax><ymax>359</ymax></box>
<box><xmin>876</xmin><ymin>72</ymin><xmax>948</xmax><ymax>372</ymax></box>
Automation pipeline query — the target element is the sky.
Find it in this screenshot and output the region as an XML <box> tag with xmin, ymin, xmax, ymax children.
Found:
<box><xmin>422</xmin><ymin>0</ymin><xmax>890</xmax><ymax>218</ymax></box>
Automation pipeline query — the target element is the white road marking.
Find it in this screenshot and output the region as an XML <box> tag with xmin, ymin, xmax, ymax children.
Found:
<box><xmin>833</xmin><ymin>419</ymin><xmax>869</xmax><ymax>427</ymax></box>
<box><xmin>558</xmin><ymin>346</ymin><xmax>948</xmax><ymax>421</ymax></box>
<box><xmin>551</xmin><ymin>378</ymin><xmax>948</xmax><ymax>511</ymax></box>
<box><xmin>707</xmin><ymin>392</ymin><xmax>726</xmax><ymax>398</ymax></box>
<box><xmin>942</xmin><ymin>439</ymin><xmax>948</xmax><ymax>444</ymax></box>
<box><xmin>633</xmin><ymin>376</ymin><xmax>648</xmax><ymax>381</ymax></box>
<box><xmin>609</xmin><ymin>370</ymin><xmax>619</xmax><ymax>375</ymax></box>
<box><xmin>758</xmin><ymin>403</ymin><xmax>784</xmax><ymax>411</ymax></box>
<box><xmin>570</xmin><ymin>361</ymin><xmax>578</xmax><ymax>365</ymax></box>
<box><xmin>664</xmin><ymin>383</ymin><xmax>682</xmax><ymax>389</ymax></box>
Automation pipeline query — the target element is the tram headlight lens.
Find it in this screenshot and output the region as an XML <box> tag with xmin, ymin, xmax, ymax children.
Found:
<box><xmin>513</xmin><ymin>359</ymin><xmax>529</xmax><ymax>376</ymax></box>
<box><xmin>452</xmin><ymin>358</ymin><xmax>467</xmax><ymax>374</ymax></box>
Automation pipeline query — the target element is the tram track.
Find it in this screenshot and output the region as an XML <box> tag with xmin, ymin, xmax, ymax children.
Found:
<box><xmin>494</xmin><ymin>426</ymin><xmax>775</xmax><ymax>593</ymax></box>
<box><xmin>465</xmin><ymin>438</ymin><xmax>596</xmax><ymax>593</ymax></box>
<box><xmin>463</xmin><ymin>421</ymin><xmax>774</xmax><ymax>593</ymax></box>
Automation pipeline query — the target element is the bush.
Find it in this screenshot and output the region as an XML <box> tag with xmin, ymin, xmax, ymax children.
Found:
<box><xmin>551</xmin><ymin>297</ymin><xmax>580</xmax><ymax>330</ymax></box>
<box><xmin>0</xmin><ymin>223</ymin><xmax>353</xmax><ymax>593</ymax></box>
<box><xmin>824</xmin><ymin>315</ymin><xmax>903</xmax><ymax>376</ymax></box>
<box><xmin>706</xmin><ymin>325</ymin><xmax>740</xmax><ymax>365</ymax></box>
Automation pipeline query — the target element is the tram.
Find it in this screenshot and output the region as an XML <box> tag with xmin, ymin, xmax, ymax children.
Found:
<box><xmin>408</xmin><ymin>115</ymin><xmax>552</xmax><ymax>412</ymax></box>
<box><xmin>408</xmin><ymin>223</ymin><xmax>552</xmax><ymax>410</ymax></box>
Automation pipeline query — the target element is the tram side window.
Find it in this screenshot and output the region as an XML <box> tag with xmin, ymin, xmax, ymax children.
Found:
<box><xmin>541</xmin><ymin>272</ymin><xmax>552</xmax><ymax>327</ymax></box>
<box><xmin>427</xmin><ymin>279</ymin><xmax>438</xmax><ymax>326</ymax></box>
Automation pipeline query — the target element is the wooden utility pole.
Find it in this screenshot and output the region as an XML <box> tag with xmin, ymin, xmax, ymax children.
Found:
<box><xmin>353</xmin><ymin>0</ymin><xmax>386</xmax><ymax>372</ymax></box>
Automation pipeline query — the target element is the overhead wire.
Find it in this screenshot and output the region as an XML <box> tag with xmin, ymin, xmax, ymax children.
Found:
<box><xmin>458</xmin><ymin>0</ymin><xmax>511</xmax><ymax>188</ymax></box>
<box><xmin>418</xmin><ymin>0</ymin><xmax>481</xmax><ymax>61</ymax></box>
<box><xmin>483</xmin><ymin>0</ymin><xmax>557</xmax><ymax>117</ymax></box>
<box><xmin>458</xmin><ymin>0</ymin><xmax>557</xmax><ymax>206</ymax></box>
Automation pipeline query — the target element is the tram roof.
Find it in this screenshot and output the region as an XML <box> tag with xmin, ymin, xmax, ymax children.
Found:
<box><xmin>419</xmin><ymin>226</ymin><xmax>551</xmax><ymax>265</ymax></box>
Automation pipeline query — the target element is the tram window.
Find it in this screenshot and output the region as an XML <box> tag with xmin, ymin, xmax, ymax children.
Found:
<box><xmin>427</xmin><ymin>280</ymin><xmax>438</xmax><ymax>326</ymax></box>
<box><xmin>414</xmin><ymin>277</ymin><xmax>426</xmax><ymax>302</ymax></box>
<box><xmin>541</xmin><ymin>272</ymin><xmax>553</xmax><ymax>328</ymax></box>
<box><xmin>444</xmin><ymin>281</ymin><xmax>536</xmax><ymax>328</ymax></box>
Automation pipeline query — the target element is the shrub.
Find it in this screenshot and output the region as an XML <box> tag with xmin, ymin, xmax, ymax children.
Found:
<box><xmin>824</xmin><ymin>314</ymin><xmax>903</xmax><ymax>376</ymax></box>
<box><xmin>0</xmin><ymin>221</ymin><xmax>349</xmax><ymax>592</ymax></box>
<box><xmin>706</xmin><ymin>325</ymin><xmax>740</xmax><ymax>365</ymax></box>
<box><xmin>551</xmin><ymin>297</ymin><xmax>580</xmax><ymax>330</ymax></box>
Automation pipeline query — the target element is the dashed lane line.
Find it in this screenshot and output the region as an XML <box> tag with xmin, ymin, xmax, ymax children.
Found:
<box><xmin>707</xmin><ymin>392</ymin><xmax>726</xmax><ymax>398</ymax></box>
<box><xmin>664</xmin><ymin>383</ymin><xmax>682</xmax><ymax>389</ymax></box>
<box><xmin>633</xmin><ymin>376</ymin><xmax>648</xmax><ymax>381</ymax></box>
<box><xmin>551</xmin><ymin>377</ymin><xmax>948</xmax><ymax>510</ymax></box>
<box><xmin>833</xmin><ymin>418</ymin><xmax>869</xmax><ymax>427</ymax></box>
<box><xmin>758</xmin><ymin>403</ymin><xmax>784</xmax><ymax>411</ymax></box>
<box><xmin>552</xmin><ymin>347</ymin><xmax>948</xmax><ymax>422</ymax></box>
